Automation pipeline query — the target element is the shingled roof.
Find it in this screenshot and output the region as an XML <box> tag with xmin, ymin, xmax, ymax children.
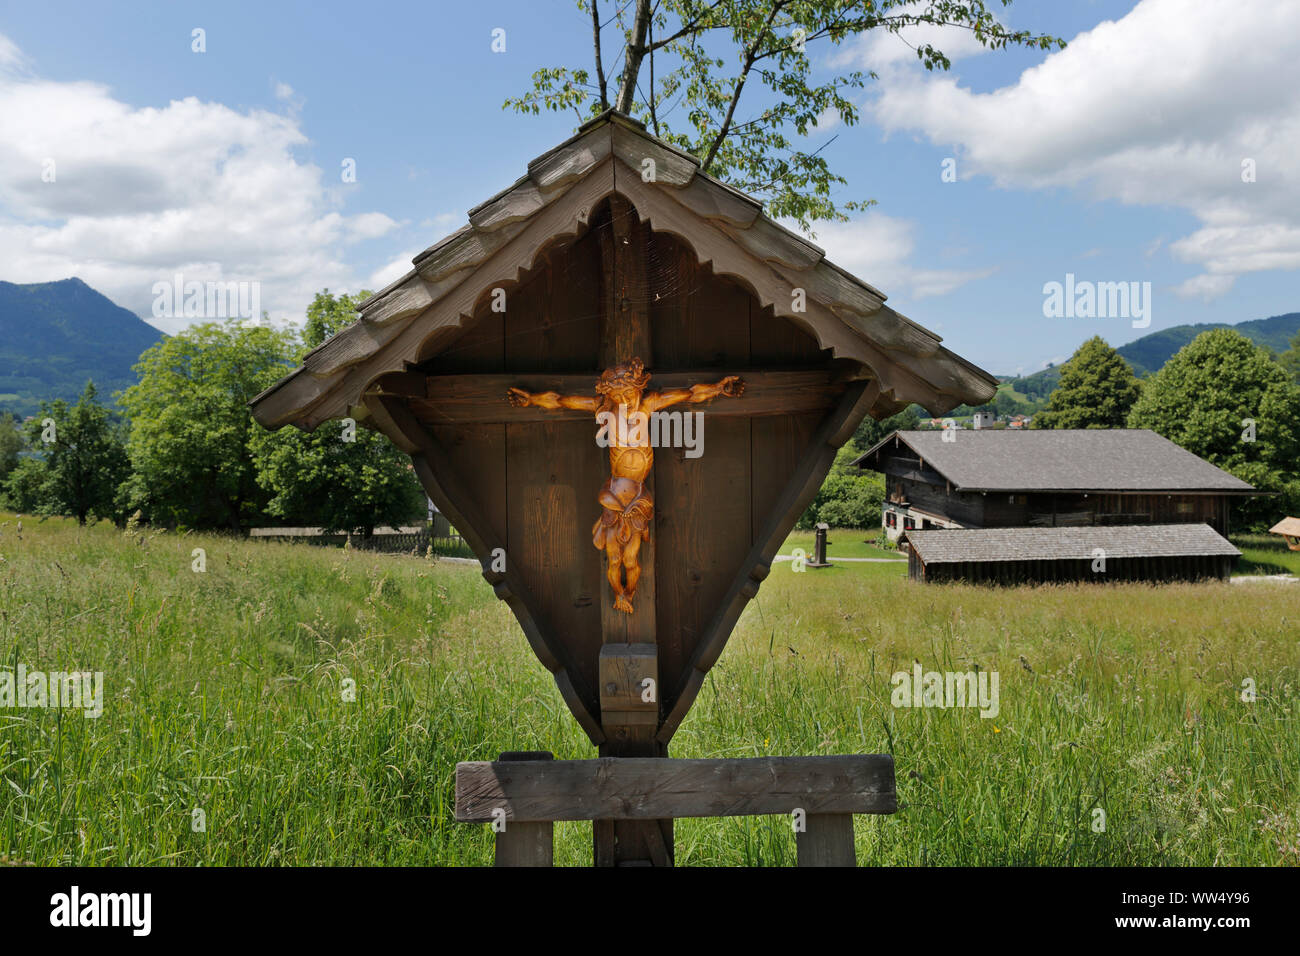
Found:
<box><xmin>250</xmin><ymin>111</ymin><xmax>998</xmax><ymax>431</ymax></box>
<box><xmin>902</xmin><ymin>523</ymin><xmax>1240</xmax><ymax>565</ymax></box>
<box><xmin>856</xmin><ymin>429</ymin><xmax>1255</xmax><ymax>493</ymax></box>
<box><xmin>1270</xmin><ymin>517</ymin><xmax>1300</xmax><ymax>537</ymax></box>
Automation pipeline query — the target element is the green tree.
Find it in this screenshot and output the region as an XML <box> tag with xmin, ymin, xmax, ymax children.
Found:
<box><xmin>8</xmin><ymin>382</ymin><xmax>130</xmax><ymax>524</ymax></box>
<box><xmin>798</xmin><ymin>438</ymin><xmax>885</xmax><ymax>529</ymax></box>
<box><xmin>852</xmin><ymin>405</ymin><xmax>920</xmax><ymax>449</ymax></box>
<box><xmin>3</xmin><ymin>458</ymin><xmax>49</xmax><ymax>514</ymax></box>
<box><xmin>250</xmin><ymin>291</ymin><xmax>426</xmax><ymax>535</ymax></box>
<box><xmin>119</xmin><ymin>320</ymin><xmax>295</xmax><ymax>530</ymax></box>
<box><xmin>1279</xmin><ymin>330</ymin><xmax>1300</xmax><ymax>383</ymax></box>
<box><xmin>799</xmin><ymin>468</ymin><xmax>885</xmax><ymax>529</ymax></box>
<box><xmin>1127</xmin><ymin>329</ymin><xmax>1300</xmax><ymax>530</ymax></box>
<box><xmin>0</xmin><ymin>413</ymin><xmax>21</xmax><ymax>483</ymax></box>
<box><xmin>1035</xmin><ymin>336</ymin><xmax>1140</xmax><ymax>429</ymax></box>
<box><xmin>508</xmin><ymin>1</ymin><xmax>1063</xmax><ymax>229</ymax></box>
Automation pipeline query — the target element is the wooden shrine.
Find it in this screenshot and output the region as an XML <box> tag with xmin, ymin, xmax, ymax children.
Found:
<box><xmin>251</xmin><ymin>111</ymin><xmax>996</xmax><ymax>866</ymax></box>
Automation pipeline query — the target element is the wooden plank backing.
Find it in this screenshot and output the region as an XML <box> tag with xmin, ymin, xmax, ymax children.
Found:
<box><xmin>455</xmin><ymin>755</ymin><xmax>896</xmax><ymax>822</ymax></box>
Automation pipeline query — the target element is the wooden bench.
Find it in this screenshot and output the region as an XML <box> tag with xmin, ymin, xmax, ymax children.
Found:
<box><xmin>455</xmin><ymin>752</ymin><xmax>896</xmax><ymax>867</ymax></box>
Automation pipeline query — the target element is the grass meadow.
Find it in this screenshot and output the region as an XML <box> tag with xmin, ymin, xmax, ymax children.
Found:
<box><xmin>1</xmin><ymin>512</ymin><xmax>1297</xmax><ymax>866</ymax></box>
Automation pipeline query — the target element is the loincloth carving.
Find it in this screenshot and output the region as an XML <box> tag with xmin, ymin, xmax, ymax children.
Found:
<box><xmin>592</xmin><ymin>480</ymin><xmax>653</xmax><ymax>549</ymax></box>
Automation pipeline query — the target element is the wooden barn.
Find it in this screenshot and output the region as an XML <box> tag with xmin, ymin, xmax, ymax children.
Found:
<box><xmin>901</xmin><ymin>524</ymin><xmax>1240</xmax><ymax>584</ymax></box>
<box><xmin>856</xmin><ymin>428</ymin><xmax>1255</xmax><ymax>540</ymax></box>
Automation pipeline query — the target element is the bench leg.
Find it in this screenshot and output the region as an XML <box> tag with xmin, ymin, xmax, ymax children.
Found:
<box><xmin>493</xmin><ymin>751</ymin><xmax>554</xmax><ymax>867</ymax></box>
<box><xmin>495</xmin><ymin>821</ymin><xmax>554</xmax><ymax>866</ymax></box>
<box><xmin>796</xmin><ymin>813</ymin><xmax>856</xmax><ymax>867</ymax></box>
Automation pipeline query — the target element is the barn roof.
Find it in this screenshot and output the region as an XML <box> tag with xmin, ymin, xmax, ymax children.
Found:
<box><xmin>249</xmin><ymin>111</ymin><xmax>998</xmax><ymax>431</ymax></box>
<box><xmin>855</xmin><ymin>429</ymin><xmax>1255</xmax><ymax>493</ymax></box>
<box><xmin>901</xmin><ymin>523</ymin><xmax>1240</xmax><ymax>565</ymax></box>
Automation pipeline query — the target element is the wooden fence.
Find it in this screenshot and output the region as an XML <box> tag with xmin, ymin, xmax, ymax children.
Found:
<box><xmin>248</xmin><ymin>519</ymin><xmax>467</xmax><ymax>554</ymax></box>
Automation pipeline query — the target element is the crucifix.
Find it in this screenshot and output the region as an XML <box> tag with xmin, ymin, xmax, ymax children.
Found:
<box><xmin>506</xmin><ymin>358</ymin><xmax>744</xmax><ymax>614</ymax></box>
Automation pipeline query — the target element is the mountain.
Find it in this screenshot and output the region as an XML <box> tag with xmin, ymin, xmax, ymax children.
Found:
<box><xmin>1003</xmin><ymin>311</ymin><xmax>1300</xmax><ymax>401</ymax></box>
<box><xmin>0</xmin><ymin>278</ymin><xmax>163</xmax><ymax>418</ymax></box>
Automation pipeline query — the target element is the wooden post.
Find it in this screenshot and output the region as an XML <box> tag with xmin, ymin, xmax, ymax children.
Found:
<box><xmin>809</xmin><ymin>522</ymin><xmax>832</xmax><ymax>568</ymax></box>
<box><xmin>796</xmin><ymin>813</ymin><xmax>856</xmax><ymax>867</ymax></box>
<box><xmin>595</xmin><ymin>193</ymin><xmax>672</xmax><ymax>866</ymax></box>
<box><xmin>597</xmin><ymin>193</ymin><xmax>657</xmax><ymax>647</ymax></box>
<box><xmin>493</xmin><ymin>751</ymin><xmax>554</xmax><ymax>867</ymax></box>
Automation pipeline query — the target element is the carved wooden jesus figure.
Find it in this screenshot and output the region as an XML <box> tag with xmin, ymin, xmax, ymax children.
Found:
<box><xmin>507</xmin><ymin>358</ymin><xmax>744</xmax><ymax>614</ymax></box>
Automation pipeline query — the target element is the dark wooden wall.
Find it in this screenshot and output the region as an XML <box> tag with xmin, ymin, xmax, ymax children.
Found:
<box><xmin>890</xmin><ymin>476</ymin><xmax>985</xmax><ymax>526</ymax></box>
<box><xmin>889</xmin><ymin>473</ymin><xmax>1232</xmax><ymax>536</ymax></box>
<box><xmin>916</xmin><ymin>554</ymin><xmax>1233</xmax><ymax>585</ymax></box>
<box><xmin>409</xmin><ymin>200</ymin><xmax>835</xmax><ymax>721</ymax></box>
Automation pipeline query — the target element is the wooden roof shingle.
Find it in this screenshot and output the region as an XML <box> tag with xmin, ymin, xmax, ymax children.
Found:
<box><xmin>1269</xmin><ymin>517</ymin><xmax>1300</xmax><ymax>537</ymax></box>
<box><xmin>249</xmin><ymin>111</ymin><xmax>998</xmax><ymax>431</ymax></box>
<box><xmin>901</xmin><ymin>523</ymin><xmax>1240</xmax><ymax>565</ymax></box>
<box><xmin>856</xmin><ymin>429</ymin><xmax>1255</xmax><ymax>493</ymax></box>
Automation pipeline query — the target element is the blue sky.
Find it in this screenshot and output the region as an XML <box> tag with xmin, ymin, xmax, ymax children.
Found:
<box><xmin>1</xmin><ymin>0</ymin><xmax>1296</xmax><ymax>376</ymax></box>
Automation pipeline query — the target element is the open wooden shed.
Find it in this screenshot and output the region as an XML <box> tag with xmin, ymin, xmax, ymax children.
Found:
<box><xmin>901</xmin><ymin>524</ymin><xmax>1240</xmax><ymax>584</ymax></box>
<box><xmin>1270</xmin><ymin>517</ymin><xmax>1300</xmax><ymax>551</ymax></box>
<box><xmin>250</xmin><ymin>111</ymin><xmax>996</xmax><ymax>865</ymax></box>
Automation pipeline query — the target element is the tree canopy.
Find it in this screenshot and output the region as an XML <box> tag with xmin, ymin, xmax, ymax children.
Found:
<box><xmin>4</xmin><ymin>382</ymin><xmax>129</xmax><ymax>524</ymax></box>
<box><xmin>250</xmin><ymin>292</ymin><xmax>425</xmax><ymax>535</ymax></box>
<box><xmin>508</xmin><ymin>0</ymin><xmax>1063</xmax><ymax>229</ymax></box>
<box><xmin>1279</xmin><ymin>330</ymin><xmax>1300</xmax><ymax>383</ymax></box>
<box><xmin>1034</xmin><ymin>336</ymin><xmax>1140</xmax><ymax>430</ymax></box>
<box><xmin>1127</xmin><ymin>328</ymin><xmax>1300</xmax><ymax>530</ymax></box>
<box><xmin>118</xmin><ymin>321</ymin><xmax>294</xmax><ymax>530</ymax></box>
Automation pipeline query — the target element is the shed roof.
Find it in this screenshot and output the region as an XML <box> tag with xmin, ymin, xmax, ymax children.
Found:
<box><xmin>249</xmin><ymin>111</ymin><xmax>998</xmax><ymax>431</ymax></box>
<box><xmin>1270</xmin><ymin>517</ymin><xmax>1300</xmax><ymax>536</ymax></box>
<box><xmin>856</xmin><ymin>429</ymin><xmax>1255</xmax><ymax>493</ymax></box>
<box><xmin>901</xmin><ymin>523</ymin><xmax>1240</xmax><ymax>565</ymax></box>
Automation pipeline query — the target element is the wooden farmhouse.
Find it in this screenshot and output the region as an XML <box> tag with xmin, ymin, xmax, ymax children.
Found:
<box><xmin>250</xmin><ymin>111</ymin><xmax>995</xmax><ymax>865</ymax></box>
<box><xmin>856</xmin><ymin>428</ymin><xmax>1254</xmax><ymax>584</ymax></box>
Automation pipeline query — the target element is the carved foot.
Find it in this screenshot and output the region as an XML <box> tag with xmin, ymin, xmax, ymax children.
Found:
<box><xmin>613</xmin><ymin>594</ymin><xmax>634</xmax><ymax>614</ymax></box>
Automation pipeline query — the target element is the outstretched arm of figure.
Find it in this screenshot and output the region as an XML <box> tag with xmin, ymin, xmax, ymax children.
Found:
<box><xmin>506</xmin><ymin>387</ymin><xmax>598</xmax><ymax>411</ymax></box>
<box><xmin>644</xmin><ymin>375</ymin><xmax>745</xmax><ymax>412</ymax></box>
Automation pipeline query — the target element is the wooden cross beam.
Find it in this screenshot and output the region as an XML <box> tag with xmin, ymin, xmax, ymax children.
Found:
<box><xmin>370</xmin><ymin>368</ymin><xmax>851</xmax><ymax>427</ymax></box>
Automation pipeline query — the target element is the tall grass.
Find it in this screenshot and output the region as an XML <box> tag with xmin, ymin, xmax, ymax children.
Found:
<box><xmin>1</xmin><ymin>513</ymin><xmax>1296</xmax><ymax>866</ymax></box>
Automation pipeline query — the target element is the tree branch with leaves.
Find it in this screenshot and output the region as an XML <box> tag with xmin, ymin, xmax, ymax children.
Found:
<box><xmin>506</xmin><ymin>0</ymin><xmax>1064</xmax><ymax>230</ymax></box>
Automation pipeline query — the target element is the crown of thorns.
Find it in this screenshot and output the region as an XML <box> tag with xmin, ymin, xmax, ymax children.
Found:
<box><xmin>595</xmin><ymin>359</ymin><xmax>651</xmax><ymax>393</ymax></box>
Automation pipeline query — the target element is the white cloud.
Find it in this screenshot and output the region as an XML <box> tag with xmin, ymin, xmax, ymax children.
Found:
<box><xmin>864</xmin><ymin>0</ymin><xmax>1300</xmax><ymax>300</ymax></box>
<box><xmin>829</xmin><ymin>3</ymin><xmax>993</xmax><ymax>71</ymax></box>
<box><xmin>811</xmin><ymin>105</ymin><xmax>842</xmax><ymax>133</ymax></box>
<box><xmin>796</xmin><ymin>212</ymin><xmax>993</xmax><ymax>300</ymax></box>
<box><xmin>0</xmin><ymin>33</ymin><xmax>29</xmax><ymax>73</ymax></box>
<box><xmin>1171</xmin><ymin>273</ymin><xmax>1236</xmax><ymax>302</ymax></box>
<box><xmin>367</xmin><ymin>248</ymin><xmax>424</xmax><ymax>291</ymax></box>
<box><xmin>0</xmin><ymin>34</ymin><xmax>398</xmax><ymax>329</ymax></box>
